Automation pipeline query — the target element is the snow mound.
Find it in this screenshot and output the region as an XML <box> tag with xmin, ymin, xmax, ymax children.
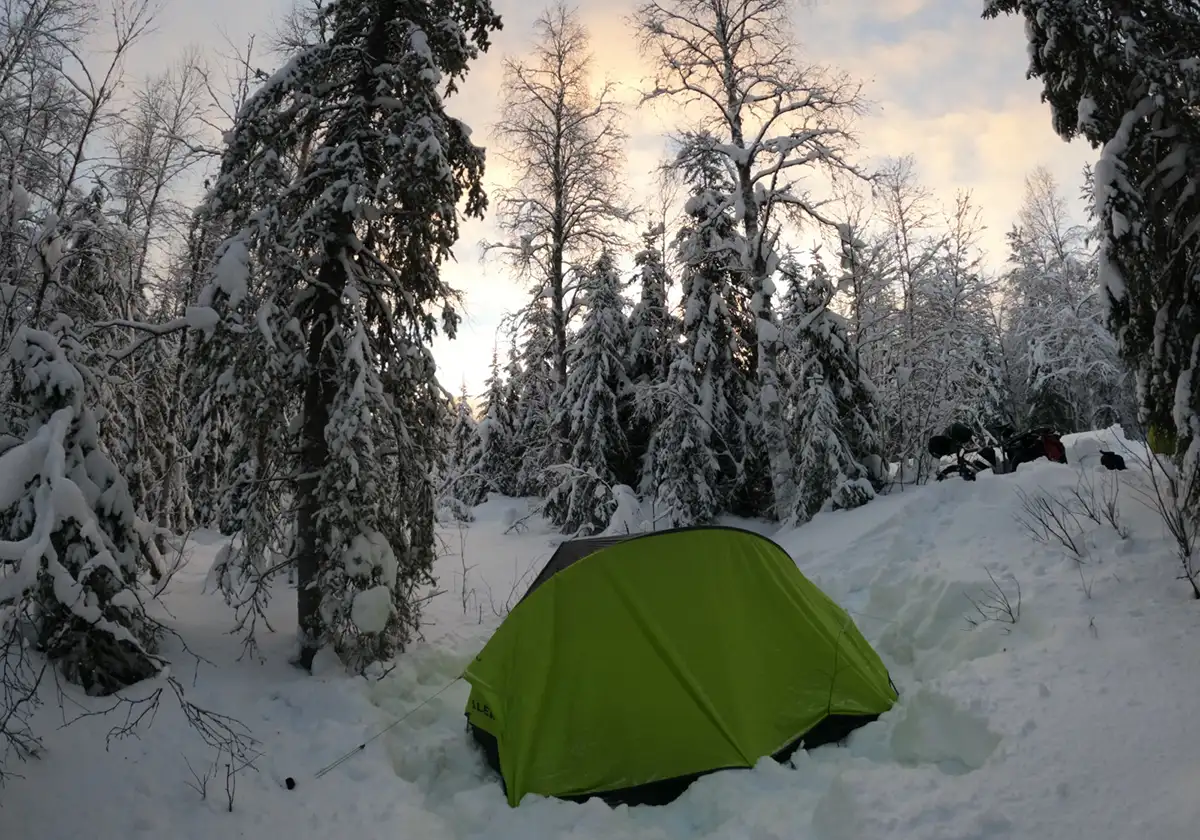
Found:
<box><xmin>890</xmin><ymin>688</ymin><xmax>1002</xmax><ymax>774</ymax></box>
<box><xmin>351</xmin><ymin>586</ymin><xmax>393</xmax><ymax>634</ymax></box>
<box><xmin>344</xmin><ymin>530</ymin><xmax>398</xmax><ymax>586</ymax></box>
<box><xmin>599</xmin><ymin>484</ymin><xmax>647</xmax><ymax>536</ymax></box>
<box><xmin>1063</xmin><ymin>423</ymin><xmax>1143</xmax><ymax>467</ymax></box>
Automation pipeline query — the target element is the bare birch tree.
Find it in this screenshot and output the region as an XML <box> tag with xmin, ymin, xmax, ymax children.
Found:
<box><xmin>635</xmin><ymin>0</ymin><xmax>867</xmax><ymax>517</ymax></box>
<box><xmin>485</xmin><ymin>1</ymin><xmax>632</xmax><ymax>386</ymax></box>
<box><xmin>105</xmin><ymin>54</ymin><xmax>209</xmax><ymax>303</ymax></box>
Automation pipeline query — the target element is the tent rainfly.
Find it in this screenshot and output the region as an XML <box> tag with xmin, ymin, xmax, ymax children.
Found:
<box><xmin>462</xmin><ymin>526</ymin><xmax>898</xmax><ymax>807</ymax></box>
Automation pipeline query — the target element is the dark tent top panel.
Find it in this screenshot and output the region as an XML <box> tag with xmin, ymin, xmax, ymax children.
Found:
<box><xmin>516</xmin><ymin>525</ymin><xmax>791</xmax><ymax>608</ymax></box>
<box><xmin>518</xmin><ymin>534</ymin><xmax>636</xmax><ymax>605</ymax></box>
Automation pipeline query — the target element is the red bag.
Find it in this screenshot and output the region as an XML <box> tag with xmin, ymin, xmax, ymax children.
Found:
<box><xmin>1042</xmin><ymin>434</ymin><xmax>1067</xmax><ymax>464</ymax></box>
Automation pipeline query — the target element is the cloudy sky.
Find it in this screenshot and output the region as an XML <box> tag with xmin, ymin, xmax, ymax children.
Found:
<box><xmin>132</xmin><ymin>0</ymin><xmax>1094</xmax><ymax>395</ymax></box>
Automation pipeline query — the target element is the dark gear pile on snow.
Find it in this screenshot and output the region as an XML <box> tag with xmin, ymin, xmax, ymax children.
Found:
<box><xmin>999</xmin><ymin>427</ymin><xmax>1068</xmax><ymax>471</ymax></box>
<box><xmin>928</xmin><ymin>423</ymin><xmax>1068</xmax><ymax>481</ymax></box>
<box><xmin>927</xmin><ymin>423</ymin><xmax>998</xmax><ymax>482</ymax></box>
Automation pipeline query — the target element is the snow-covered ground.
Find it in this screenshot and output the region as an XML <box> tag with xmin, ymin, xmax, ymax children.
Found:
<box><xmin>4</xmin><ymin>427</ymin><xmax>1199</xmax><ymax>839</ymax></box>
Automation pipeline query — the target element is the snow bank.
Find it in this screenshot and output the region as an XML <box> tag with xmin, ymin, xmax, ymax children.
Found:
<box><xmin>4</xmin><ymin>428</ymin><xmax>1200</xmax><ymax>840</ymax></box>
<box><xmin>1062</xmin><ymin>423</ymin><xmax>1146</xmax><ymax>467</ymax></box>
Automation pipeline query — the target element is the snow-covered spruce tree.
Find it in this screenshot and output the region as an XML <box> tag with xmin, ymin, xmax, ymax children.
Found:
<box><xmin>476</xmin><ymin>343</ymin><xmax>516</xmax><ymax>496</ymax></box>
<box><xmin>721</xmin><ymin>242</ymin><xmax>772</xmax><ymax>518</ymax></box>
<box><xmin>176</xmin><ymin>46</ymin><xmax>270</xmax><ymax>534</ymax></box>
<box><xmin>180</xmin><ymin>212</ymin><xmax>239</xmax><ymax>530</ymax></box>
<box><xmin>134</xmin><ymin>296</ymin><xmax>196</xmax><ymax>550</ymax></box>
<box><xmin>191</xmin><ymin>0</ymin><xmax>501</xmax><ymax>671</ymax></box>
<box><xmin>506</xmin><ymin>297</ymin><xmax>559</xmax><ymax>496</ymax></box>
<box><xmin>644</xmin><ymin>145</ymin><xmax>745</xmax><ymax>526</ymax></box>
<box><xmin>0</xmin><ymin>323</ymin><xmax>163</xmax><ymax>698</ymax></box>
<box><xmin>139</xmin><ymin>222</ymin><xmax>230</xmax><ymax>545</ymax></box>
<box><xmin>984</xmin><ymin>1</ymin><xmax>1200</xmax><ymax>466</ymax></box>
<box><xmin>636</xmin><ymin>0</ymin><xmax>868</xmax><ymax>518</ymax></box>
<box><xmin>440</xmin><ymin>386</ymin><xmax>485</xmax><ymax>521</ymax></box>
<box><xmin>186</xmin><ymin>210</ymin><xmax>303</xmax><ymax>645</ymax></box>
<box><xmin>965</xmin><ymin>329</ymin><xmax>1011</xmax><ymax>437</ymax></box>
<box><xmin>624</xmin><ymin>223</ymin><xmax>676</xmax><ymax>488</ymax></box>
<box><xmin>782</xmin><ymin>260</ymin><xmax>883</xmax><ymax>524</ymax></box>
<box><xmin>496</xmin><ymin>328</ymin><xmax>534</xmax><ymax>493</ymax></box>
<box><xmin>647</xmin><ymin>352</ymin><xmax>720</xmax><ymax>529</ymax></box>
<box><xmin>687</xmin><ymin>140</ymin><xmax>759</xmax><ymax>512</ymax></box>
<box><xmin>627</xmin><ymin>225</ymin><xmax>675</xmax><ymax>388</ymax></box>
<box><xmin>544</xmin><ymin>250</ymin><xmax>631</xmax><ymax>535</ymax></box>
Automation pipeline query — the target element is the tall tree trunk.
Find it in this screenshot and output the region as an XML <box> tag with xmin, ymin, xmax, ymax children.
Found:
<box><xmin>550</xmin><ymin>240</ymin><xmax>567</xmax><ymax>385</ymax></box>
<box><xmin>295</xmin><ymin>221</ymin><xmax>349</xmax><ymax>670</ymax></box>
<box><xmin>550</xmin><ymin>174</ymin><xmax>571</xmax><ymax>467</ymax></box>
<box><xmin>737</xmin><ymin>162</ymin><xmax>793</xmax><ymax>519</ymax></box>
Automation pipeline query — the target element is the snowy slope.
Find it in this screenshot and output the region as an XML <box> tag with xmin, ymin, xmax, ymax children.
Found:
<box><xmin>3</xmin><ymin>427</ymin><xmax>1199</xmax><ymax>839</ymax></box>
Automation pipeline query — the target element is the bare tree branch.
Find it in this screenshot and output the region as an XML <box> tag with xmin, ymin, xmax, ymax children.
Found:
<box><xmin>483</xmin><ymin>2</ymin><xmax>634</xmax><ymax>386</ymax></box>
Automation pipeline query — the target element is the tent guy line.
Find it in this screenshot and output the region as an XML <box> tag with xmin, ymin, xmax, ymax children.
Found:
<box><xmin>304</xmin><ymin>677</ymin><xmax>466</xmax><ymax>787</ymax></box>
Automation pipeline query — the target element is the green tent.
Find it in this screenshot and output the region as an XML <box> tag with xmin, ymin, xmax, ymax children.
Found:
<box><xmin>463</xmin><ymin>526</ymin><xmax>897</xmax><ymax>807</ymax></box>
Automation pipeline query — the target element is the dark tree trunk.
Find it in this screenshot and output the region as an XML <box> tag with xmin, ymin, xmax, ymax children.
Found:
<box><xmin>551</xmin><ymin>221</ymin><xmax>570</xmax><ymax>463</ymax></box>
<box><xmin>295</xmin><ymin>223</ymin><xmax>350</xmax><ymax>671</ymax></box>
<box><xmin>550</xmin><ymin>251</ymin><xmax>567</xmax><ymax>386</ymax></box>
